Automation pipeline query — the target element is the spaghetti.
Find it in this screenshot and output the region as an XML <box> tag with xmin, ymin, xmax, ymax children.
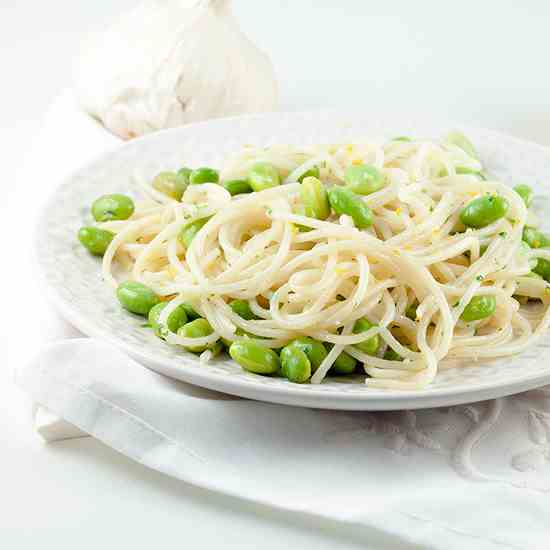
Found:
<box><xmin>90</xmin><ymin>133</ymin><xmax>550</xmax><ymax>389</ymax></box>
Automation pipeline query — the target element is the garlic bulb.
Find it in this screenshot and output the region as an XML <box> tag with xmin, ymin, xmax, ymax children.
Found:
<box><xmin>76</xmin><ymin>0</ymin><xmax>279</xmax><ymax>139</ymax></box>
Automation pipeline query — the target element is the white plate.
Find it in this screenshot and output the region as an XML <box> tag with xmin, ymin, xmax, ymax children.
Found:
<box><xmin>36</xmin><ymin>111</ymin><xmax>550</xmax><ymax>410</ymax></box>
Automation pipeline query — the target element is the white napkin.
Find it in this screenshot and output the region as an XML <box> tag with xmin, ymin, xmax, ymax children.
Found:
<box><xmin>16</xmin><ymin>91</ymin><xmax>550</xmax><ymax>549</ymax></box>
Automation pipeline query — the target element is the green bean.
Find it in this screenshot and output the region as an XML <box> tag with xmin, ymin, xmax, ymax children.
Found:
<box><xmin>229</xmin><ymin>299</ymin><xmax>258</xmax><ymax>320</ymax></box>
<box><xmin>533</xmin><ymin>258</ymin><xmax>550</xmax><ymax>282</ymax></box>
<box><xmin>280</xmin><ymin>346</ymin><xmax>311</xmax><ymax>383</ymax></box>
<box><xmin>352</xmin><ymin>318</ymin><xmax>379</xmax><ymax>355</ymax></box>
<box><xmin>331</xmin><ymin>352</ymin><xmax>357</xmax><ymax>375</ymax></box>
<box><xmin>224</xmin><ymin>179</ymin><xmax>253</xmax><ymax>196</ymax></box>
<box><xmin>344</xmin><ymin>164</ymin><xmax>384</xmax><ymax>195</ymax></box>
<box><xmin>178</xmin><ymin>216</ymin><xmax>212</xmax><ymax>248</ymax></box>
<box><xmin>461</xmin><ymin>295</ymin><xmax>497</xmax><ymax>322</ymax></box>
<box><xmin>77</xmin><ymin>227</ymin><xmax>114</xmax><ymax>256</ymax></box>
<box><xmin>297</xmin><ymin>165</ymin><xmax>320</xmax><ymax>183</ymax></box>
<box><xmin>148</xmin><ymin>302</ymin><xmax>188</xmax><ymax>338</ymax></box>
<box><xmin>229</xmin><ymin>341</ymin><xmax>280</xmax><ymax>375</ymax></box>
<box><xmin>514</xmin><ymin>184</ymin><xmax>533</xmax><ymax>208</ymax></box>
<box><xmin>300</xmin><ymin>176</ymin><xmax>330</xmax><ymax>220</ymax></box>
<box><xmin>189</xmin><ymin>167</ymin><xmax>219</xmax><ymax>185</ymax></box>
<box><xmin>286</xmin><ymin>337</ymin><xmax>328</xmax><ymax>373</ymax></box>
<box><xmin>328</xmin><ymin>187</ymin><xmax>373</xmax><ymax>229</ymax></box>
<box><xmin>178</xmin><ymin>318</ymin><xmax>216</xmax><ymax>352</ymax></box>
<box><xmin>247</xmin><ymin>162</ymin><xmax>281</xmax><ymax>192</ymax></box>
<box><xmin>116</xmin><ymin>281</ymin><xmax>160</xmax><ymax>316</ymax></box>
<box><xmin>459</xmin><ymin>195</ymin><xmax>509</xmax><ymax>228</ymax></box>
<box><xmin>392</xmin><ymin>136</ymin><xmax>412</xmax><ymax>142</ymax></box>
<box><xmin>445</xmin><ymin>131</ymin><xmax>479</xmax><ymax>160</ymax></box>
<box><xmin>92</xmin><ymin>194</ymin><xmax>135</xmax><ymax>222</ymax></box>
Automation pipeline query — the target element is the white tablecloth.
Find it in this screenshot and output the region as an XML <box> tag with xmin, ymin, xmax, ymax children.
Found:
<box><xmin>16</xmin><ymin>91</ymin><xmax>550</xmax><ymax>549</ymax></box>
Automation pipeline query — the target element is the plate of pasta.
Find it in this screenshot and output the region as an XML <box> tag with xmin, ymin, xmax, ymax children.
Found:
<box><xmin>37</xmin><ymin>112</ymin><xmax>550</xmax><ymax>410</ymax></box>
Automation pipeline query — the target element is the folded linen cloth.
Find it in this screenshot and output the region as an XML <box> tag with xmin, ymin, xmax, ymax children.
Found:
<box><xmin>16</xmin><ymin>90</ymin><xmax>550</xmax><ymax>549</ymax></box>
<box><xmin>17</xmin><ymin>337</ymin><xmax>550</xmax><ymax>549</ymax></box>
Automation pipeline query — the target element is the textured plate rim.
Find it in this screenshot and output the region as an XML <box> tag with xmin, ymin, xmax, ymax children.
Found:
<box><xmin>35</xmin><ymin>110</ymin><xmax>550</xmax><ymax>410</ymax></box>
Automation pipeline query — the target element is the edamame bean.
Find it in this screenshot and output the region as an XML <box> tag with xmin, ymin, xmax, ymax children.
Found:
<box><xmin>177</xmin><ymin>166</ymin><xmax>192</xmax><ymax>184</ymax></box>
<box><xmin>149</xmin><ymin>302</ymin><xmax>168</xmax><ymax>336</ymax></box>
<box><xmin>455</xmin><ymin>166</ymin><xmax>484</xmax><ymax>178</ymax></box>
<box><xmin>352</xmin><ymin>318</ymin><xmax>379</xmax><ymax>355</ymax></box>
<box><xmin>209</xmin><ymin>341</ymin><xmax>224</xmax><ymax>358</ymax></box>
<box><xmin>533</xmin><ymin>258</ymin><xmax>550</xmax><ymax>282</ymax></box>
<box><xmin>297</xmin><ymin>165</ymin><xmax>320</xmax><ymax>183</ymax></box>
<box><xmin>189</xmin><ymin>167</ymin><xmax>219</xmax><ymax>185</ymax></box>
<box><xmin>224</xmin><ymin>179</ymin><xmax>253</xmax><ymax>196</ymax></box>
<box><xmin>92</xmin><ymin>194</ymin><xmax>135</xmax><ymax>222</ymax></box>
<box><xmin>280</xmin><ymin>346</ymin><xmax>311</xmax><ymax>383</ymax></box>
<box><xmin>153</xmin><ymin>171</ymin><xmax>190</xmax><ymax>200</ymax></box>
<box><xmin>247</xmin><ymin>162</ymin><xmax>280</xmax><ymax>192</ymax></box>
<box><xmin>460</xmin><ymin>295</ymin><xmax>496</xmax><ymax>322</ymax></box>
<box><xmin>178</xmin><ymin>318</ymin><xmax>216</xmax><ymax>352</ymax></box>
<box><xmin>520</xmin><ymin>241</ymin><xmax>538</xmax><ymax>270</ymax></box>
<box><xmin>344</xmin><ymin>164</ymin><xmax>384</xmax><ymax>195</ymax></box>
<box><xmin>331</xmin><ymin>352</ymin><xmax>357</xmax><ymax>375</ymax></box>
<box><xmin>445</xmin><ymin>131</ymin><xmax>479</xmax><ymax>160</ymax></box>
<box><xmin>221</xmin><ymin>328</ymin><xmax>258</xmax><ymax>347</ymax></box>
<box><xmin>405</xmin><ymin>302</ymin><xmax>418</xmax><ymax>321</ymax></box>
<box><xmin>229</xmin><ymin>299</ymin><xmax>258</xmax><ymax>320</ymax></box>
<box><xmin>77</xmin><ymin>227</ymin><xmax>114</xmax><ymax>256</ymax></box>
<box><xmin>178</xmin><ymin>216</ymin><xmax>212</xmax><ymax>248</ymax></box>
<box><xmin>229</xmin><ymin>341</ymin><xmax>281</xmax><ymax>375</ymax></box>
<box><xmin>116</xmin><ymin>281</ymin><xmax>160</xmax><ymax>316</ymax></box>
<box><xmin>328</xmin><ymin>187</ymin><xmax>373</xmax><ymax>229</ymax></box>
<box><xmin>523</xmin><ymin>227</ymin><xmax>541</xmax><ymax>248</ymax></box>
<box><xmin>148</xmin><ymin>302</ymin><xmax>188</xmax><ymax>338</ymax></box>
<box><xmin>287</xmin><ymin>337</ymin><xmax>328</xmax><ymax>373</ymax></box>
<box><xmin>384</xmin><ymin>348</ymin><xmax>402</xmax><ymax>361</ymax></box>
<box><xmin>459</xmin><ymin>195</ymin><xmax>509</xmax><ymax>228</ymax></box>
<box><xmin>300</xmin><ymin>176</ymin><xmax>330</xmax><ymax>220</ymax></box>
<box><xmin>181</xmin><ymin>302</ymin><xmax>200</xmax><ymax>320</ymax></box>
<box><xmin>522</xmin><ymin>227</ymin><xmax>550</xmax><ymax>249</ymax></box>
<box><xmin>514</xmin><ymin>184</ymin><xmax>533</xmax><ymax>207</ymax></box>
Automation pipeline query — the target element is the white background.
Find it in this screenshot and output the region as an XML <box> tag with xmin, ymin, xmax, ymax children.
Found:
<box><xmin>2</xmin><ymin>0</ymin><xmax>550</xmax><ymax>547</ymax></box>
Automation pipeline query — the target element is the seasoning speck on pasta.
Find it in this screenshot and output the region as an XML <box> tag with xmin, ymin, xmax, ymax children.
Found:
<box><xmin>77</xmin><ymin>131</ymin><xmax>550</xmax><ymax>389</ymax></box>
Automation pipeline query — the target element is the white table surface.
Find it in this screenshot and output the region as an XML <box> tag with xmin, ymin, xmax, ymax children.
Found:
<box><xmin>3</xmin><ymin>1</ymin><xmax>550</xmax><ymax>546</ymax></box>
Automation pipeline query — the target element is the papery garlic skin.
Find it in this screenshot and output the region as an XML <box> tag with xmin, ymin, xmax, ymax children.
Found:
<box><xmin>76</xmin><ymin>0</ymin><xmax>279</xmax><ymax>139</ymax></box>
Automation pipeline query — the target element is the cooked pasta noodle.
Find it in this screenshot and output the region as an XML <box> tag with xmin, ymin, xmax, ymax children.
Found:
<box><xmin>90</xmin><ymin>134</ymin><xmax>550</xmax><ymax>389</ymax></box>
